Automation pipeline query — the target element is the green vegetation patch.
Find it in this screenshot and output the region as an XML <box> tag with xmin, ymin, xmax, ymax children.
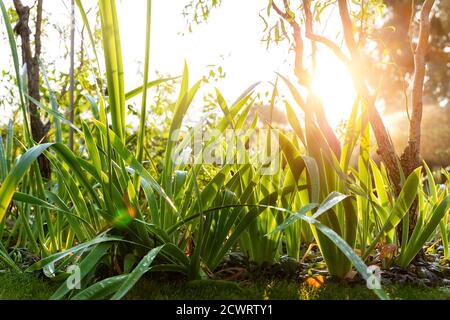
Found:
<box><xmin>1</xmin><ymin>272</ymin><xmax>449</xmax><ymax>300</ymax></box>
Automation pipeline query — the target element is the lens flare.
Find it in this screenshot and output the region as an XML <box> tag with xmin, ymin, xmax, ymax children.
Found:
<box><xmin>112</xmin><ymin>193</ymin><xmax>137</xmax><ymax>227</ymax></box>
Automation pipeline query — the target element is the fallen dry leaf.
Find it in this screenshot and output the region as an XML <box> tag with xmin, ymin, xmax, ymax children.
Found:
<box><xmin>379</xmin><ymin>244</ymin><xmax>397</xmax><ymax>261</ymax></box>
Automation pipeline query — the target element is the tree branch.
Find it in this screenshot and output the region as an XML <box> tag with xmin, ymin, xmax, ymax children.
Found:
<box><xmin>302</xmin><ymin>0</ymin><xmax>316</xmax><ymax>70</ymax></box>
<box><xmin>337</xmin><ymin>0</ymin><xmax>358</xmax><ymax>57</ymax></box>
<box><xmin>406</xmin><ymin>0</ymin><xmax>435</xmax><ymax>165</ymax></box>
<box><xmin>302</xmin><ymin>0</ymin><xmax>351</xmax><ymax>67</ymax></box>
<box><xmin>302</xmin><ymin>0</ymin><xmax>341</xmax><ymax>158</ymax></box>
<box><xmin>271</xmin><ymin>0</ymin><xmax>308</xmax><ymax>86</ymax></box>
<box><xmin>34</xmin><ymin>0</ymin><xmax>43</xmax><ymax>58</ymax></box>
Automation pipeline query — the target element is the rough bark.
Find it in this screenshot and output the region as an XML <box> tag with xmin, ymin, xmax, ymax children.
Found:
<box><xmin>13</xmin><ymin>0</ymin><xmax>51</xmax><ymax>179</ymax></box>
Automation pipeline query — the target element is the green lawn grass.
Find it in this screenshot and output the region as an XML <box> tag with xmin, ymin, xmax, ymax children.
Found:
<box><xmin>0</xmin><ymin>272</ymin><xmax>449</xmax><ymax>300</ymax></box>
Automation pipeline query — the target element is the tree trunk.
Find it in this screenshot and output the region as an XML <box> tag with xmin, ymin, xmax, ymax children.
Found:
<box><xmin>13</xmin><ymin>0</ymin><xmax>51</xmax><ymax>179</ymax></box>
<box><xmin>14</xmin><ymin>0</ymin><xmax>51</xmax><ymax>179</ymax></box>
<box><xmin>399</xmin><ymin>0</ymin><xmax>435</xmax><ymax>237</ymax></box>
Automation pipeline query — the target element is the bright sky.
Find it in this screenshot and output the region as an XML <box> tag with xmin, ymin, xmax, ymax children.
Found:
<box><xmin>121</xmin><ymin>1</ymin><xmax>291</xmax><ymax>93</ymax></box>
<box><xmin>0</xmin><ymin>0</ymin><xmax>357</xmax><ymax>128</ymax></box>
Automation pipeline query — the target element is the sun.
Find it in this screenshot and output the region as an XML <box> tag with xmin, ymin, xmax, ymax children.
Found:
<box><xmin>311</xmin><ymin>50</ymin><xmax>356</xmax><ymax>128</ymax></box>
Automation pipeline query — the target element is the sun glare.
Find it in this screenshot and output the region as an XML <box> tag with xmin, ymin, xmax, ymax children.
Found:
<box><xmin>311</xmin><ymin>51</ymin><xmax>356</xmax><ymax>128</ymax></box>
